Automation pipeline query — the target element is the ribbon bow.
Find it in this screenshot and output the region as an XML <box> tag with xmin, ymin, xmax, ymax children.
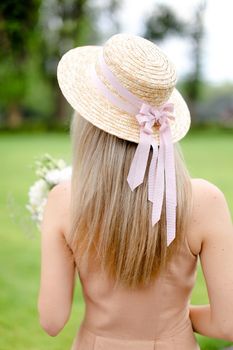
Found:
<box><xmin>127</xmin><ymin>102</ymin><xmax>177</xmax><ymax>246</ymax></box>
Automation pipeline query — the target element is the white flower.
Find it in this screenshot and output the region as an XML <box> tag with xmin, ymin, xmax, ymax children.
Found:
<box><xmin>37</xmin><ymin>198</ymin><xmax>47</xmax><ymax>223</ymax></box>
<box><xmin>45</xmin><ymin>166</ymin><xmax>72</xmax><ymax>185</ymax></box>
<box><xmin>28</xmin><ymin>179</ymin><xmax>49</xmax><ymax>207</ymax></box>
<box><xmin>59</xmin><ymin>166</ymin><xmax>72</xmax><ymax>182</ymax></box>
<box><xmin>57</xmin><ymin>159</ymin><xmax>67</xmax><ymax>169</ymax></box>
<box><xmin>45</xmin><ymin>169</ymin><xmax>62</xmax><ymax>185</ymax></box>
<box><xmin>26</xmin><ymin>154</ymin><xmax>72</xmax><ymax>228</ymax></box>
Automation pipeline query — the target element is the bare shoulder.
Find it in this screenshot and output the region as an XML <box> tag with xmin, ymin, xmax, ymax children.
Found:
<box><xmin>187</xmin><ymin>178</ymin><xmax>229</xmax><ymax>255</ymax></box>
<box><xmin>191</xmin><ymin>178</ymin><xmax>225</xmax><ymax>198</ymax></box>
<box><xmin>42</xmin><ymin>180</ymin><xmax>71</xmax><ymax>237</ymax></box>
<box><xmin>49</xmin><ymin>179</ymin><xmax>71</xmax><ymax>199</ymax></box>
<box><xmin>47</xmin><ymin>179</ymin><xmax>71</xmax><ymax>213</ymax></box>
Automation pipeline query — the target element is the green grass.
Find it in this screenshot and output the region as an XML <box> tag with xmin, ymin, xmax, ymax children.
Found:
<box><xmin>0</xmin><ymin>129</ymin><xmax>233</xmax><ymax>350</ymax></box>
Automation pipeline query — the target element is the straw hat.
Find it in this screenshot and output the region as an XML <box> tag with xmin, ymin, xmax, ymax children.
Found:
<box><xmin>57</xmin><ymin>33</ymin><xmax>191</xmax><ymax>144</ymax></box>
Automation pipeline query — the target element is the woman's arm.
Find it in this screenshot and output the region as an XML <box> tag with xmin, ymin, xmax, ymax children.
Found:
<box><xmin>38</xmin><ymin>181</ymin><xmax>76</xmax><ymax>336</ymax></box>
<box><xmin>189</xmin><ymin>304</ymin><xmax>231</xmax><ymax>340</ymax></box>
<box><xmin>189</xmin><ymin>179</ymin><xmax>233</xmax><ymax>341</ymax></box>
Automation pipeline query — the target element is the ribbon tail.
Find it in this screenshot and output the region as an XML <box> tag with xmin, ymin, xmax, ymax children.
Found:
<box><xmin>163</xmin><ymin>125</ymin><xmax>177</xmax><ymax>246</ymax></box>
<box><xmin>148</xmin><ymin>138</ymin><xmax>158</xmax><ymax>202</ymax></box>
<box><xmin>151</xmin><ymin>132</ymin><xmax>165</xmax><ymax>225</ymax></box>
<box><xmin>127</xmin><ymin>130</ymin><xmax>151</xmax><ymax>191</ymax></box>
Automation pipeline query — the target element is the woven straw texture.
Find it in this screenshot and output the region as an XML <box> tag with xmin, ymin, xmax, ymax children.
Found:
<box><xmin>57</xmin><ymin>33</ymin><xmax>191</xmax><ymax>144</ymax></box>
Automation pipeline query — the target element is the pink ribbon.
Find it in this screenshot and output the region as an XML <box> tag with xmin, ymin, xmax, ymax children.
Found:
<box><xmin>90</xmin><ymin>51</ymin><xmax>177</xmax><ymax>246</ymax></box>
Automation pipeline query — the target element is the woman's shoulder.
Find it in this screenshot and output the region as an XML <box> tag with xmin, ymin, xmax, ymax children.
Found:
<box><xmin>187</xmin><ymin>178</ymin><xmax>229</xmax><ymax>255</ymax></box>
<box><xmin>43</xmin><ymin>180</ymin><xmax>71</xmax><ymax>236</ymax></box>
<box><xmin>190</xmin><ymin>178</ymin><xmax>227</xmax><ymax>221</ymax></box>
<box><xmin>191</xmin><ymin>178</ymin><xmax>225</xmax><ymax>197</ymax></box>
<box><xmin>49</xmin><ymin>179</ymin><xmax>71</xmax><ymax>197</ymax></box>
<box><xmin>47</xmin><ymin>180</ymin><xmax>71</xmax><ymax>213</ymax></box>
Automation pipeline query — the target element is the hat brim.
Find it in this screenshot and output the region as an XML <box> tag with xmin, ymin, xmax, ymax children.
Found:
<box><xmin>57</xmin><ymin>46</ymin><xmax>191</xmax><ymax>144</ymax></box>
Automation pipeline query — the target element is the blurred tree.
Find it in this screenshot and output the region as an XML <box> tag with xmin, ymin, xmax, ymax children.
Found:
<box><xmin>0</xmin><ymin>0</ymin><xmax>121</xmax><ymax>129</ymax></box>
<box><xmin>39</xmin><ymin>0</ymin><xmax>92</xmax><ymax>126</ymax></box>
<box><xmin>183</xmin><ymin>1</ymin><xmax>206</xmax><ymax>102</ymax></box>
<box><xmin>144</xmin><ymin>1</ymin><xmax>207</xmax><ymax>123</ymax></box>
<box><xmin>145</xmin><ymin>4</ymin><xmax>187</xmax><ymax>40</ymax></box>
<box><xmin>92</xmin><ymin>0</ymin><xmax>121</xmax><ymax>39</ymax></box>
<box><xmin>39</xmin><ymin>0</ymin><xmax>122</xmax><ymax>126</ymax></box>
<box><xmin>0</xmin><ymin>0</ymin><xmax>41</xmax><ymax>127</ymax></box>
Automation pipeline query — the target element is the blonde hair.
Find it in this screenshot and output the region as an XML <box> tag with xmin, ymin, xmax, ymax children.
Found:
<box><xmin>68</xmin><ymin>111</ymin><xmax>193</xmax><ymax>290</ymax></box>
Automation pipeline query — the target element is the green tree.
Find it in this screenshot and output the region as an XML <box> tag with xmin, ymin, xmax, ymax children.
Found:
<box><xmin>144</xmin><ymin>1</ymin><xmax>207</xmax><ymax>123</ymax></box>
<box><xmin>38</xmin><ymin>0</ymin><xmax>92</xmax><ymax>125</ymax></box>
<box><xmin>39</xmin><ymin>0</ymin><xmax>122</xmax><ymax>126</ymax></box>
<box><xmin>0</xmin><ymin>0</ymin><xmax>121</xmax><ymax>129</ymax></box>
<box><xmin>183</xmin><ymin>1</ymin><xmax>206</xmax><ymax>102</ymax></box>
<box><xmin>145</xmin><ymin>4</ymin><xmax>187</xmax><ymax>40</ymax></box>
<box><xmin>0</xmin><ymin>0</ymin><xmax>41</xmax><ymax>127</ymax></box>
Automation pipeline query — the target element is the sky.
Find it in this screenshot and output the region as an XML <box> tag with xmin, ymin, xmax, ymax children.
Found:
<box><xmin>118</xmin><ymin>0</ymin><xmax>233</xmax><ymax>83</ymax></box>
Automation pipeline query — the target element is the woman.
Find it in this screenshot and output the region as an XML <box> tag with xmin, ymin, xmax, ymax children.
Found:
<box><xmin>38</xmin><ymin>34</ymin><xmax>233</xmax><ymax>349</ymax></box>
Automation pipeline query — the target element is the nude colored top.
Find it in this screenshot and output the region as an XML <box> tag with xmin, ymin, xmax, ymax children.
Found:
<box><xmin>71</xmin><ymin>234</ymin><xmax>200</xmax><ymax>350</ymax></box>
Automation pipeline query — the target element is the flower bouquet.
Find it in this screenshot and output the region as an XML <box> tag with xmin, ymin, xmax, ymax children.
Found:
<box><xmin>26</xmin><ymin>154</ymin><xmax>72</xmax><ymax>229</ymax></box>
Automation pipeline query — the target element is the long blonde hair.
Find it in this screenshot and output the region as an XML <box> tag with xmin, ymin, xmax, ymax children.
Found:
<box><xmin>68</xmin><ymin>111</ymin><xmax>193</xmax><ymax>290</ymax></box>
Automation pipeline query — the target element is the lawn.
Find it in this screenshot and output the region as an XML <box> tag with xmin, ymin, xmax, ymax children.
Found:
<box><xmin>0</xmin><ymin>128</ymin><xmax>233</xmax><ymax>350</ymax></box>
